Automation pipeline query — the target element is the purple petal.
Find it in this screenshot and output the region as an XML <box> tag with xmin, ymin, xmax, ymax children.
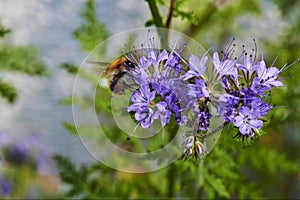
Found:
<box><xmin>157</xmin><ymin>50</ymin><xmax>169</xmax><ymax>63</ymax></box>
<box><xmin>239</xmin><ymin>106</ymin><xmax>251</xmax><ymax>117</ymax></box>
<box><xmin>249</xmin><ymin>119</ymin><xmax>263</xmax><ymax>129</ymax></box>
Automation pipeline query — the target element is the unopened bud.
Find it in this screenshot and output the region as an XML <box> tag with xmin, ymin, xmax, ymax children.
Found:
<box><xmin>183</xmin><ymin>136</ymin><xmax>194</xmax><ymax>149</ymax></box>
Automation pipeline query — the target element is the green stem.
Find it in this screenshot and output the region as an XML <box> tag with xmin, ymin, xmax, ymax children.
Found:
<box><xmin>166</xmin><ymin>122</ymin><xmax>179</xmax><ymax>198</ymax></box>
<box><xmin>167</xmin><ymin>163</ymin><xmax>176</xmax><ymax>197</ymax></box>
<box><xmin>146</xmin><ymin>0</ymin><xmax>169</xmax><ymax>49</ymax></box>
<box><xmin>146</xmin><ymin>0</ymin><xmax>164</xmax><ymax>28</ymax></box>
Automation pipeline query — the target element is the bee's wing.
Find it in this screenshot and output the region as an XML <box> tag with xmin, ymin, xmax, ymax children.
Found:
<box><xmin>85</xmin><ymin>60</ymin><xmax>110</xmax><ymax>66</ymax></box>
<box><xmin>85</xmin><ymin>60</ymin><xmax>110</xmax><ymax>75</ymax></box>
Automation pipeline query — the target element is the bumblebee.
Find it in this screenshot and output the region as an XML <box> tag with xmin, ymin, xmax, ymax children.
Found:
<box><xmin>88</xmin><ymin>57</ymin><xmax>136</xmax><ymax>94</ymax></box>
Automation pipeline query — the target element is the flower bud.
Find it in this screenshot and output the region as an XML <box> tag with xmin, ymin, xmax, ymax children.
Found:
<box><xmin>183</xmin><ymin>136</ymin><xmax>194</xmax><ymax>149</ymax></box>
<box><xmin>195</xmin><ymin>141</ymin><xmax>206</xmax><ymax>156</ymax></box>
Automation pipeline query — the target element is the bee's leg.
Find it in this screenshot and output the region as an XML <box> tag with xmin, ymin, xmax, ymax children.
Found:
<box><xmin>123</xmin><ymin>81</ymin><xmax>137</xmax><ymax>92</ymax></box>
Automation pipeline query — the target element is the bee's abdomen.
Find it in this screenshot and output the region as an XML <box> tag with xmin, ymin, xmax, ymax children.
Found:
<box><xmin>109</xmin><ymin>71</ymin><xmax>126</xmax><ymax>93</ymax></box>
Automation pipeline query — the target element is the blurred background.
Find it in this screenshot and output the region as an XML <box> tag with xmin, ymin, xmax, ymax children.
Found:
<box><xmin>0</xmin><ymin>0</ymin><xmax>299</xmax><ymax>198</ymax></box>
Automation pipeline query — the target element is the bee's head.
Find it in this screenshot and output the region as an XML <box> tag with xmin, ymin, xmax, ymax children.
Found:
<box><xmin>124</xmin><ymin>60</ymin><xmax>136</xmax><ymax>70</ymax></box>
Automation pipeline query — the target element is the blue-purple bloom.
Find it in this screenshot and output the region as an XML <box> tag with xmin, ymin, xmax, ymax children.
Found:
<box><xmin>122</xmin><ymin>36</ymin><xmax>294</xmax><ymax>143</ymax></box>
<box><xmin>126</xmin><ymin>41</ymin><xmax>205</xmax><ymax>130</ymax></box>
<box><xmin>0</xmin><ymin>176</ymin><xmax>12</xmax><ymax>197</ymax></box>
<box><xmin>134</xmin><ymin>106</ymin><xmax>154</xmax><ymax>128</ymax></box>
<box><xmin>153</xmin><ymin>102</ymin><xmax>172</xmax><ymax>127</ymax></box>
<box><xmin>214</xmin><ymin>40</ymin><xmax>287</xmax><ymax>138</ymax></box>
<box><xmin>0</xmin><ymin>132</ymin><xmax>51</xmax><ymax>174</ymax></box>
<box><xmin>182</xmin><ymin>54</ymin><xmax>207</xmax><ymax>80</ymax></box>
<box><xmin>195</xmin><ymin>111</ymin><xmax>212</xmax><ymax>131</ymax></box>
<box><xmin>233</xmin><ymin>106</ymin><xmax>263</xmax><ymax>136</ymax></box>
<box><xmin>212</xmin><ymin>52</ymin><xmax>237</xmax><ymax>78</ymax></box>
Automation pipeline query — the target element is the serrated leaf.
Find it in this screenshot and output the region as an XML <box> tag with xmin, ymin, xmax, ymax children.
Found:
<box><xmin>0</xmin><ymin>45</ymin><xmax>48</xmax><ymax>76</ymax></box>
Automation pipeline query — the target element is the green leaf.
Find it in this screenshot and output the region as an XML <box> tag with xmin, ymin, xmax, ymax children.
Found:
<box><xmin>0</xmin><ymin>25</ymin><xmax>11</xmax><ymax>38</ymax></box>
<box><xmin>205</xmin><ymin>174</ymin><xmax>230</xmax><ymax>199</ymax></box>
<box><xmin>59</xmin><ymin>62</ymin><xmax>79</xmax><ymax>74</ymax></box>
<box><xmin>62</xmin><ymin>121</ymin><xmax>78</xmax><ymax>136</ymax></box>
<box><xmin>73</xmin><ymin>0</ymin><xmax>110</xmax><ymax>52</ymax></box>
<box><xmin>53</xmin><ymin>154</ymin><xmax>89</xmax><ymax>197</ymax></box>
<box><xmin>0</xmin><ymin>45</ymin><xmax>48</xmax><ymax>76</ymax></box>
<box><xmin>0</xmin><ymin>79</ymin><xmax>18</xmax><ymax>103</ymax></box>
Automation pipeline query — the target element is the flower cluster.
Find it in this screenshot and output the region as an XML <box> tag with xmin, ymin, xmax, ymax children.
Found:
<box><xmin>215</xmin><ymin>40</ymin><xmax>286</xmax><ymax>138</ymax></box>
<box><xmin>127</xmin><ymin>46</ymin><xmax>188</xmax><ymax>129</ymax></box>
<box><xmin>125</xmin><ymin>40</ymin><xmax>212</xmax><ymax>136</ymax></box>
<box><xmin>111</xmin><ymin>37</ymin><xmax>296</xmax><ymax>158</ymax></box>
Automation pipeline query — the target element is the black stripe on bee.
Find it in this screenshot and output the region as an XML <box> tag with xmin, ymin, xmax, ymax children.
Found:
<box><xmin>109</xmin><ymin>71</ymin><xmax>127</xmax><ymax>92</ymax></box>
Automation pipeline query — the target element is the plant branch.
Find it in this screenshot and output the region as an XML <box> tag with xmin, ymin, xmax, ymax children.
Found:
<box><xmin>165</xmin><ymin>0</ymin><xmax>175</xmax><ymax>28</ymax></box>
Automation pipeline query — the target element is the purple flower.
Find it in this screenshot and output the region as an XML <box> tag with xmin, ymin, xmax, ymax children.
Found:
<box><xmin>127</xmin><ymin>84</ymin><xmax>155</xmax><ymax>112</ymax></box>
<box><xmin>196</xmin><ymin>111</ymin><xmax>212</xmax><ymax>131</ymax></box>
<box><xmin>134</xmin><ymin>106</ymin><xmax>154</xmax><ymax>128</ymax></box>
<box><xmin>233</xmin><ymin>106</ymin><xmax>263</xmax><ymax>137</ymax></box>
<box><xmin>0</xmin><ymin>132</ymin><xmax>51</xmax><ymax>174</ymax></box>
<box><xmin>164</xmin><ymin>92</ymin><xmax>183</xmax><ymax>124</ymax></box>
<box><xmin>138</xmin><ymin>55</ymin><xmax>152</xmax><ymax>69</ymax></box>
<box><xmin>188</xmin><ymin>78</ymin><xmax>210</xmax><ymax>99</ymax></box>
<box><xmin>236</xmin><ymin>57</ymin><xmax>258</xmax><ymax>78</ymax></box>
<box><xmin>256</xmin><ymin>60</ymin><xmax>283</xmax><ymax>87</ymax></box>
<box><xmin>0</xmin><ymin>176</ymin><xmax>12</xmax><ymax>196</ymax></box>
<box><xmin>182</xmin><ymin>54</ymin><xmax>208</xmax><ymax>80</ymax></box>
<box><xmin>251</xmin><ymin>99</ymin><xmax>272</xmax><ymax>117</ymax></box>
<box><xmin>213</xmin><ymin>52</ymin><xmax>237</xmax><ymax>78</ymax></box>
<box><xmin>251</xmin><ymin>77</ymin><xmax>271</xmax><ymax>95</ymax></box>
<box><xmin>152</xmin><ymin>83</ymin><xmax>172</xmax><ymax>97</ymax></box>
<box><xmin>166</xmin><ymin>53</ymin><xmax>184</xmax><ymax>73</ymax></box>
<box><xmin>217</xmin><ymin>94</ymin><xmax>239</xmax><ymax>122</ymax></box>
<box><xmin>148</xmin><ymin>49</ymin><xmax>169</xmax><ymax>71</ymax></box>
<box><xmin>183</xmin><ymin>136</ymin><xmax>194</xmax><ymax>149</ymax></box>
<box><xmin>4</xmin><ymin>143</ymin><xmax>30</xmax><ymax>166</ymax></box>
<box><xmin>153</xmin><ymin>102</ymin><xmax>172</xmax><ymax>127</ymax></box>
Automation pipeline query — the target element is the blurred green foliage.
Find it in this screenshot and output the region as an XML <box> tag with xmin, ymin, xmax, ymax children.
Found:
<box><xmin>0</xmin><ymin>80</ymin><xmax>17</xmax><ymax>103</ymax></box>
<box><xmin>0</xmin><ymin>25</ymin><xmax>47</xmax><ymax>103</ymax></box>
<box><xmin>73</xmin><ymin>0</ymin><xmax>110</xmax><ymax>52</ymax></box>
<box><xmin>54</xmin><ymin>0</ymin><xmax>300</xmax><ymax>199</ymax></box>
